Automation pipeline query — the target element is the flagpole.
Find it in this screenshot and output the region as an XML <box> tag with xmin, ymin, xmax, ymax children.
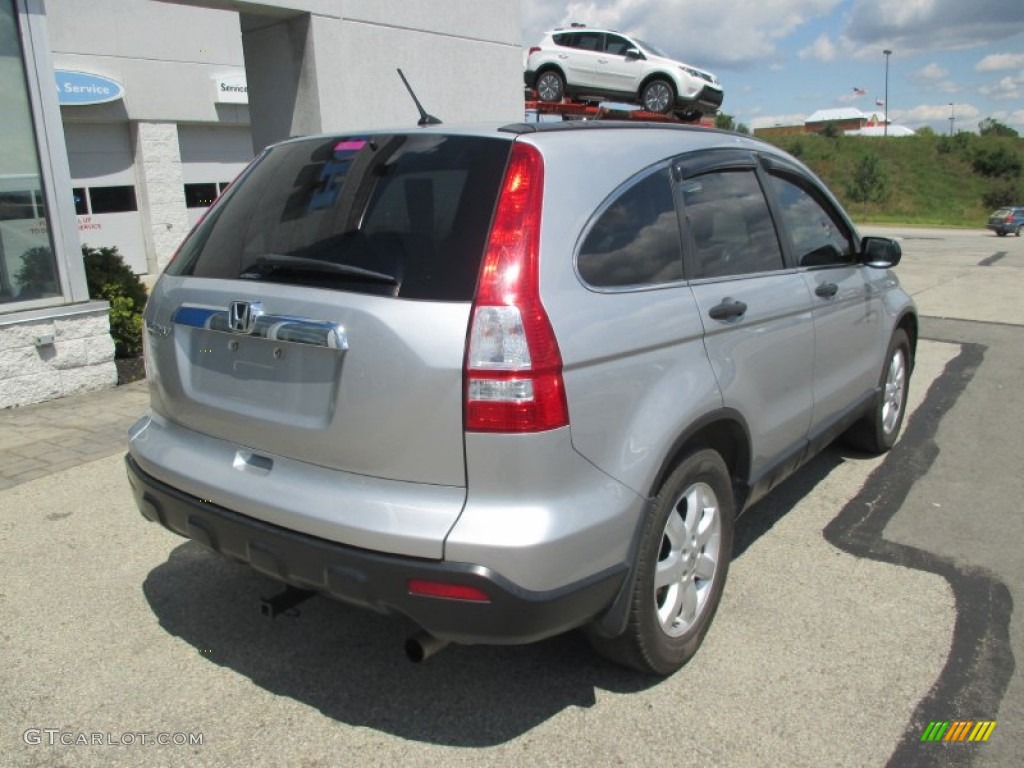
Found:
<box><xmin>883</xmin><ymin>49</ymin><xmax>892</xmax><ymax>137</ymax></box>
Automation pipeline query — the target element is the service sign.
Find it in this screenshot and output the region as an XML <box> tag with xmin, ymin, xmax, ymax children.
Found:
<box><xmin>215</xmin><ymin>74</ymin><xmax>248</xmax><ymax>104</ymax></box>
<box><xmin>55</xmin><ymin>70</ymin><xmax>124</xmax><ymax>106</ymax></box>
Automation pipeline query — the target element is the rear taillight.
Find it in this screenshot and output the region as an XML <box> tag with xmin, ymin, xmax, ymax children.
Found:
<box><xmin>464</xmin><ymin>143</ymin><xmax>569</xmax><ymax>433</ymax></box>
<box><xmin>528</xmin><ymin>46</ymin><xmax>541</xmax><ymax>57</ymax></box>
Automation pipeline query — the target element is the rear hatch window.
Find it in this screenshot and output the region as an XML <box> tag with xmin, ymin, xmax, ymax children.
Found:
<box><xmin>168</xmin><ymin>133</ymin><xmax>511</xmax><ymax>301</ymax></box>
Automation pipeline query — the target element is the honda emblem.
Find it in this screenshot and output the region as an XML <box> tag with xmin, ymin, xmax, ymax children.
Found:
<box><xmin>228</xmin><ymin>301</ymin><xmax>262</xmax><ymax>333</ymax></box>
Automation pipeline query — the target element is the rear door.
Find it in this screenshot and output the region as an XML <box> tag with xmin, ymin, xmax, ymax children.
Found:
<box><xmin>146</xmin><ymin>133</ymin><xmax>511</xmax><ymax>488</ymax></box>
<box><xmin>560</xmin><ymin>30</ymin><xmax>606</xmax><ymax>89</ymax></box>
<box><xmin>676</xmin><ymin>151</ymin><xmax>815</xmax><ymax>485</ymax></box>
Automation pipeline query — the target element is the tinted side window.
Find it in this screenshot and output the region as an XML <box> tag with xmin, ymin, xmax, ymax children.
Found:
<box><xmin>578</xmin><ymin>168</ymin><xmax>682</xmax><ymax>288</ymax></box>
<box><xmin>575</xmin><ymin>32</ymin><xmax>603</xmax><ymax>51</ymax></box>
<box><xmin>768</xmin><ymin>173</ymin><xmax>854</xmax><ymax>267</ymax></box>
<box><xmin>168</xmin><ymin>135</ymin><xmax>510</xmax><ymax>301</ymax></box>
<box><xmin>682</xmin><ymin>169</ymin><xmax>783</xmax><ymax>279</ymax></box>
<box><xmin>604</xmin><ymin>34</ymin><xmax>631</xmax><ymax>55</ymax></box>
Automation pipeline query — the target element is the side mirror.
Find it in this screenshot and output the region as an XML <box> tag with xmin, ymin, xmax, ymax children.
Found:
<box><xmin>861</xmin><ymin>236</ymin><xmax>901</xmax><ymax>268</ymax></box>
<box><xmin>624</xmin><ymin>48</ymin><xmax>643</xmax><ymax>61</ymax></box>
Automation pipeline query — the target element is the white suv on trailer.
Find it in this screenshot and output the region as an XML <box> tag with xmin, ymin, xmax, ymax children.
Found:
<box><xmin>525</xmin><ymin>25</ymin><xmax>723</xmax><ymax>118</ymax></box>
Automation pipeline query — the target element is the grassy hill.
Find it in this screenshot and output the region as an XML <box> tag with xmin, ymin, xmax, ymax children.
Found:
<box><xmin>759</xmin><ymin>131</ymin><xmax>1024</xmax><ymax>227</ymax></box>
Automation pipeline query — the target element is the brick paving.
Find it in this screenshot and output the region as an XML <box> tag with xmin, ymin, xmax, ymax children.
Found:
<box><xmin>0</xmin><ymin>381</ymin><xmax>149</xmax><ymax>490</ymax></box>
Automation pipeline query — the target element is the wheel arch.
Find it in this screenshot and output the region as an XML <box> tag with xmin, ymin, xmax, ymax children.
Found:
<box><xmin>533</xmin><ymin>64</ymin><xmax>566</xmax><ymax>88</ymax></box>
<box><xmin>896</xmin><ymin>311</ymin><xmax>918</xmax><ymax>372</ymax></box>
<box><xmin>588</xmin><ymin>410</ymin><xmax>749</xmax><ymax>645</ymax></box>
<box><xmin>648</xmin><ymin>409</ymin><xmax>753</xmax><ymax>513</ymax></box>
<box><xmin>638</xmin><ymin>71</ymin><xmax>677</xmax><ymax>98</ymax></box>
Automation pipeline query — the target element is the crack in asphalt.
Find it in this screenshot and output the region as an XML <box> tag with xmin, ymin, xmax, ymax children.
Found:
<box><xmin>822</xmin><ymin>342</ymin><xmax>1015</xmax><ymax>768</ymax></box>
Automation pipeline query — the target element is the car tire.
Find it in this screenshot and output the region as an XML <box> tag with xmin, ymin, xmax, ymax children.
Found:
<box><xmin>996</xmin><ymin>230</ymin><xmax>1007</xmax><ymax>236</ymax></box>
<box><xmin>845</xmin><ymin>328</ymin><xmax>912</xmax><ymax>454</ymax></box>
<box><xmin>588</xmin><ymin>449</ymin><xmax>734</xmax><ymax>676</ymax></box>
<box><xmin>640</xmin><ymin>79</ymin><xmax>674</xmax><ymax>114</ymax></box>
<box><xmin>535</xmin><ymin>70</ymin><xmax>565</xmax><ymax>103</ymax></box>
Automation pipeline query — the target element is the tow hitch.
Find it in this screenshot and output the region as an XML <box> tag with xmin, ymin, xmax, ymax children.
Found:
<box><xmin>260</xmin><ymin>586</ymin><xmax>315</xmax><ymax>618</ymax></box>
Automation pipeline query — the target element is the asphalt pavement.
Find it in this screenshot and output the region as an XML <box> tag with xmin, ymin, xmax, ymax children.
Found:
<box><xmin>0</xmin><ymin>227</ymin><xmax>1020</xmax><ymax>767</ymax></box>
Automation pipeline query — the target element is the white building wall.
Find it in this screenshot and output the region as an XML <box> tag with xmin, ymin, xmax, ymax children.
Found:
<box><xmin>0</xmin><ymin>303</ymin><xmax>116</xmax><ymax>409</ymax></box>
<box><xmin>133</xmin><ymin>122</ymin><xmax>190</xmax><ymax>272</ymax></box>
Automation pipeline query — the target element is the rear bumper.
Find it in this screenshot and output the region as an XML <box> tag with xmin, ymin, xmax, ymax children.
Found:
<box><xmin>126</xmin><ymin>454</ymin><xmax>626</xmax><ymax>644</ymax></box>
<box><xmin>986</xmin><ymin>222</ymin><xmax>1017</xmax><ymax>234</ymax></box>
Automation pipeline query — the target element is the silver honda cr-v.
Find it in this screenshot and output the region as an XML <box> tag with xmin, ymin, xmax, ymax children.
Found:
<box><xmin>126</xmin><ymin>122</ymin><xmax>916</xmax><ymax>675</ymax></box>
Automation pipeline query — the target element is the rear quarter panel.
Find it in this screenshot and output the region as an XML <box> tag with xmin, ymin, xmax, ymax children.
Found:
<box><xmin>523</xmin><ymin>128</ymin><xmax>744</xmax><ymax>498</ymax></box>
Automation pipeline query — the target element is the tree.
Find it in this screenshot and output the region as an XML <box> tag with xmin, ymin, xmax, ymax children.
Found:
<box><xmin>714</xmin><ymin>113</ymin><xmax>736</xmax><ymax>131</ymax></box>
<box><xmin>972</xmin><ymin>145</ymin><xmax>1023</xmax><ymax>178</ymax></box>
<box><xmin>81</xmin><ymin>245</ymin><xmax>148</xmax><ymax>357</ymax></box>
<box><xmin>845</xmin><ymin>154</ymin><xmax>890</xmax><ymax>204</ymax></box>
<box><xmin>979</xmin><ymin>117</ymin><xmax>1020</xmax><ymax>138</ymax></box>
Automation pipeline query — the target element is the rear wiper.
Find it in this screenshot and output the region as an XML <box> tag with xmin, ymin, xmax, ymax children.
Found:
<box><xmin>240</xmin><ymin>253</ymin><xmax>399</xmax><ymax>284</ymax></box>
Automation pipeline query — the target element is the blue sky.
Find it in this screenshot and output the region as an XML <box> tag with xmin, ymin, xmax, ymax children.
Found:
<box><xmin>521</xmin><ymin>0</ymin><xmax>1024</xmax><ymax>133</ymax></box>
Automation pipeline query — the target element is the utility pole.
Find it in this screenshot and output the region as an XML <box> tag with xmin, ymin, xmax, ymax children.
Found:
<box><xmin>883</xmin><ymin>49</ymin><xmax>892</xmax><ymax>137</ymax></box>
<box><xmin>949</xmin><ymin>103</ymin><xmax>955</xmax><ymax>136</ymax></box>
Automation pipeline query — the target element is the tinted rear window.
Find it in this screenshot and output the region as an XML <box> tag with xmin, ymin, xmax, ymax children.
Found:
<box><xmin>167</xmin><ymin>134</ymin><xmax>511</xmax><ymax>301</ymax></box>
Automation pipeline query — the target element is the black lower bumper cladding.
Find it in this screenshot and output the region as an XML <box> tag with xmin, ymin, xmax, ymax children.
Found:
<box><xmin>125</xmin><ymin>455</ymin><xmax>625</xmax><ymax>645</ymax></box>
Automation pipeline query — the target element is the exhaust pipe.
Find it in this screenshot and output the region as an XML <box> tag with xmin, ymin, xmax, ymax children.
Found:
<box><xmin>405</xmin><ymin>630</ymin><xmax>450</xmax><ymax>663</ymax></box>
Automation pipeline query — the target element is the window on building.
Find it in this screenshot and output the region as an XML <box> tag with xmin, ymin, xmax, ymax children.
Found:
<box><xmin>88</xmin><ymin>185</ymin><xmax>137</xmax><ymax>214</ymax></box>
<box><xmin>0</xmin><ymin>1</ymin><xmax>60</xmax><ymax>304</ymax></box>
<box><xmin>0</xmin><ymin>190</ymin><xmax>34</xmax><ymax>221</ymax></box>
<box><xmin>72</xmin><ymin>187</ymin><xmax>88</xmax><ymax>215</ymax></box>
<box><xmin>184</xmin><ymin>182</ymin><xmax>218</xmax><ymax>208</ymax></box>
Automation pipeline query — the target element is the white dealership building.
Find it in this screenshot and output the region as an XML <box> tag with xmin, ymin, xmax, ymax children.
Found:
<box><xmin>0</xmin><ymin>0</ymin><xmax>522</xmax><ymax>407</ymax></box>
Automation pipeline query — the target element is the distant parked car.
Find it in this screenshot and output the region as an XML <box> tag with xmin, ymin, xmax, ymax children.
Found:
<box><xmin>525</xmin><ymin>25</ymin><xmax>723</xmax><ymax>119</ymax></box>
<box><xmin>986</xmin><ymin>206</ymin><xmax>1024</xmax><ymax>236</ymax></box>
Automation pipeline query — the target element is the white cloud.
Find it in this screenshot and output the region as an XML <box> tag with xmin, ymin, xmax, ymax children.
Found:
<box><xmin>845</xmin><ymin>0</ymin><xmax>1024</xmax><ymax>53</ymax></box>
<box><xmin>750</xmin><ymin>113</ymin><xmax>807</xmax><ymax>129</ymax></box>
<box><xmin>891</xmin><ymin>102</ymin><xmax>981</xmax><ymax>128</ymax></box>
<box><xmin>976</xmin><ymin>53</ymin><xmax>1024</xmax><ymax>72</ymax></box>
<box><xmin>915</xmin><ymin>63</ymin><xmax>949</xmax><ymax>81</ymax></box>
<box><xmin>980</xmin><ymin>73</ymin><xmax>1024</xmax><ymax>100</ymax></box>
<box><xmin>799</xmin><ymin>33</ymin><xmax>838</xmax><ymax>62</ymax></box>
<box><xmin>522</xmin><ymin>0</ymin><xmax>845</xmax><ymax>69</ymax></box>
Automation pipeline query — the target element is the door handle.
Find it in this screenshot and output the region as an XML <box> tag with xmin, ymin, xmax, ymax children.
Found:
<box><xmin>708</xmin><ymin>298</ymin><xmax>748</xmax><ymax>321</ymax></box>
<box><xmin>815</xmin><ymin>282</ymin><xmax>839</xmax><ymax>298</ymax></box>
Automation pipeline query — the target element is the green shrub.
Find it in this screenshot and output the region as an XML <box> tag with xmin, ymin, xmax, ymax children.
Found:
<box><xmin>81</xmin><ymin>245</ymin><xmax>147</xmax><ymax>358</ymax></box>
<box><xmin>972</xmin><ymin>145</ymin><xmax>1023</xmax><ymax>178</ymax></box>
<box><xmin>845</xmin><ymin>154</ymin><xmax>890</xmax><ymax>204</ymax></box>
<box><xmin>981</xmin><ymin>180</ymin><xmax>1024</xmax><ymax>210</ymax></box>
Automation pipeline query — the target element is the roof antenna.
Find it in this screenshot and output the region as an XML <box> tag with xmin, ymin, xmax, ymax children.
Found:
<box><xmin>397</xmin><ymin>68</ymin><xmax>442</xmax><ymax>127</ymax></box>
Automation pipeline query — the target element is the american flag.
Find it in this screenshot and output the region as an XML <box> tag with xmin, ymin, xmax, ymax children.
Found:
<box><xmin>876</xmin><ymin>98</ymin><xmax>885</xmax><ymax>106</ymax></box>
<box><xmin>853</xmin><ymin>87</ymin><xmax>866</xmax><ymax>96</ymax></box>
